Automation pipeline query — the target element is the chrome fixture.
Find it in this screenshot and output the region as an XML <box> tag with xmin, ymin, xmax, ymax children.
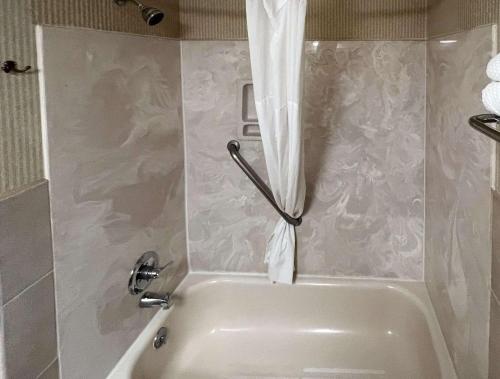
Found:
<box><xmin>153</xmin><ymin>327</ymin><xmax>168</xmax><ymax>349</ymax></box>
<box><xmin>469</xmin><ymin>114</ymin><xmax>500</xmax><ymax>143</ymax></box>
<box><xmin>113</xmin><ymin>0</ymin><xmax>165</xmax><ymax>26</ymax></box>
<box><xmin>129</xmin><ymin>251</ymin><xmax>173</xmax><ymax>295</ymax></box>
<box><xmin>227</xmin><ymin>140</ymin><xmax>302</xmax><ymax>226</ymax></box>
<box><xmin>139</xmin><ymin>292</ymin><xmax>173</xmax><ymax>310</ymax></box>
<box><xmin>1</xmin><ymin>60</ymin><xmax>31</xmax><ymax>74</ymax></box>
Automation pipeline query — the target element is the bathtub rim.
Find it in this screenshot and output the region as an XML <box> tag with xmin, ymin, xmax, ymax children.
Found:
<box><xmin>106</xmin><ymin>272</ymin><xmax>457</xmax><ymax>379</ymax></box>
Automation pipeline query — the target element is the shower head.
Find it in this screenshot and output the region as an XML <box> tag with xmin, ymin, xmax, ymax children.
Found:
<box><xmin>140</xmin><ymin>6</ymin><xmax>164</xmax><ymax>26</ymax></box>
<box><xmin>113</xmin><ymin>0</ymin><xmax>165</xmax><ymax>26</ymax></box>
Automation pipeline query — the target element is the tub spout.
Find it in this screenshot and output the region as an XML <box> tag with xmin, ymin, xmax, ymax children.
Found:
<box><xmin>139</xmin><ymin>292</ymin><xmax>172</xmax><ymax>310</ymax></box>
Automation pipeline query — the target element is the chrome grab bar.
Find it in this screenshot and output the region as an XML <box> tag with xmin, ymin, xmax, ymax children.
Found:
<box><xmin>227</xmin><ymin>140</ymin><xmax>302</xmax><ymax>226</ymax></box>
<box><xmin>469</xmin><ymin>114</ymin><xmax>500</xmax><ymax>143</ymax></box>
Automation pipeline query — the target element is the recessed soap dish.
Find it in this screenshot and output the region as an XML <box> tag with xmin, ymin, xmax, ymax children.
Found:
<box><xmin>242</xmin><ymin>124</ymin><xmax>260</xmax><ymax>138</ymax></box>
<box><xmin>238</xmin><ymin>81</ymin><xmax>261</xmax><ymax>140</ymax></box>
<box><xmin>242</xmin><ymin>83</ymin><xmax>258</xmax><ymax>122</ymax></box>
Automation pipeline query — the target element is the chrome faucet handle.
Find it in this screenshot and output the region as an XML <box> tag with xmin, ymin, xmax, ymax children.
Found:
<box><xmin>136</xmin><ymin>260</ymin><xmax>173</xmax><ymax>281</ymax></box>
<box><xmin>139</xmin><ymin>292</ymin><xmax>173</xmax><ymax>310</ymax></box>
<box><xmin>129</xmin><ymin>251</ymin><xmax>174</xmax><ymax>295</ymax></box>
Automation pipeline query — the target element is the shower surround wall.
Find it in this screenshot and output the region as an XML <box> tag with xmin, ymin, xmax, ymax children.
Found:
<box><xmin>38</xmin><ymin>26</ymin><xmax>186</xmax><ymax>379</ymax></box>
<box><xmin>183</xmin><ymin>40</ymin><xmax>426</xmax><ymax>279</ymax></box>
<box><xmin>425</xmin><ymin>26</ymin><xmax>494</xmax><ymax>379</ymax></box>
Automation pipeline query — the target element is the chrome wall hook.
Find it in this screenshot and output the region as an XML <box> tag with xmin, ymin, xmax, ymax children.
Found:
<box><xmin>1</xmin><ymin>60</ymin><xmax>31</xmax><ymax>74</ymax></box>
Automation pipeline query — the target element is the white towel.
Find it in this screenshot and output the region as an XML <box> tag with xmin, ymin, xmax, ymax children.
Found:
<box><xmin>487</xmin><ymin>53</ymin><xmax>500</xmax><ymax>82</ymax></box>
<box><xmin>482</xmin><ymin>82</ymin><xmax>500</xmax><ymax>115</ymax></box>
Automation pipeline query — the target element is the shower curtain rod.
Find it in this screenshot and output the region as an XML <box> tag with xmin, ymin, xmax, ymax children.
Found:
<box><xmin>227</xmin><ymin>140</ymin><xmax>302</xmax><ymax>226</ymax></box>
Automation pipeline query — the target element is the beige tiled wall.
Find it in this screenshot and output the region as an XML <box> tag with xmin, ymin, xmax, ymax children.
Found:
<box><xmin>3</xmin><ymin>274</ymin><xmax>57</xmax><ymax>378</ymax></box>
<box><xmin>38</xmin><ymin>360</ymin><xmax>60</xmax><ymax>379</ymax></box>
<box><xmin>0</xmin><ymin>181</ymin><xmax>58</xmax><ymax>378</ymax></box>
<box><xmin>0</xmin><ymin>277</ymin><xmax>4</xmax><ymax>377</ymax></box>
<box><xmin>490</xmin><ymin>296</ymin><xmax>500</xmax><ymax>378</ymax></box>
<box><xmin>490</xmin><ymin>192</ymin><xmax>500</xmax><ymax>379</ymax></box>
<box><xmin>0</xmin><ymin>183</ymin><xmax>53</xmax><ymax>304</ymax></box>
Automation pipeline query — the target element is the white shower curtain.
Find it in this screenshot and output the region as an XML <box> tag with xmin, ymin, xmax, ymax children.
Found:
<box><xmin>246</xmin><ymin>0</ymin><xmax>307</xmax><ymax>284</ymax></box>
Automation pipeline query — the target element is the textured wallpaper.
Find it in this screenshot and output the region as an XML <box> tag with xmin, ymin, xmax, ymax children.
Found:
<box><xmin>180</xmin><ymin>0</ymin><xmax>427</xmax><ymax>40</ymax></box>
<box><xmin>427</xmin><ymin>0</ymin><xmax>498</xmax><ymax>38</ymax></box>
<box><xmin>33</xmin><ymin>0</ymin><xmax>180</xmax><ymax>38</ymax></box>
<box><xmin>0</xmin><ymin>0</ymin><xmax>43</xmax><ymax>195</ymax></box>
<box><xmin>179</xmin><ymin>0</ymin><xmax>499</xmax><ymax>41</ymax></box>
<box><xmin>425</xmin><ymin>26</ymin><xmax>494</xmax><ymax>379</ymax></box>
<box><xmin>182</xmin><ymin>40</ymin><xmax>426</xmax><ymax>279</ymax></box>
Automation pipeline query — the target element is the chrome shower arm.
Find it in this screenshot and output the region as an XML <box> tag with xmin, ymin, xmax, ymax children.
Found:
<box><xmin>129</xmin><ymin>0</ymin><xmax>145</xmax><ymax>9</ymax></box>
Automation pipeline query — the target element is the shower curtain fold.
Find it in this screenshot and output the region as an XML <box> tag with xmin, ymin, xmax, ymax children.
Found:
<box><xmin>246</xmin><ymin>0</ymin><xmax>307</xmax><ymax>284</ymax></box>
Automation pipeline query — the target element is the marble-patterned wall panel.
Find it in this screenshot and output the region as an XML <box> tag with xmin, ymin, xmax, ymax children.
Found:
<box><xmin>183</xmin><ymin>40</ymin><xmax>425</xmax><ymax>279</ymax></box>
<box><xmin>182</xmin><ymin>41</ymin><xmax>274</xmax><ymax>273</ymax></box>
<box><xmin>39</xmin><ymin>26</ymin><xmax>186</xmax><ymax>379</ymax></box>
<box><xmin>300</xmin><ymin>41</ymin><xmax>425</xmax><ymax>278</ymax></box>
<box><xmin>425</xmin><ymin>26</ymin><xmax>494</xmax><ymax>379</ymax></box>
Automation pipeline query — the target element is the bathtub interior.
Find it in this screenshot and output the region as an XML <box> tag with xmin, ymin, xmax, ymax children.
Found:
<box><xmin>108</xmin><ymin>274</ymin><xmax>456</xmax><ymax>379</ymax></box>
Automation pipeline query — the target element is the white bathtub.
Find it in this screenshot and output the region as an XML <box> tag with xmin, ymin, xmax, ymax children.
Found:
<box><xmin>108</xmin><ymin>274</ymin><xmax>456</xmax><ymax>379</ymax></box>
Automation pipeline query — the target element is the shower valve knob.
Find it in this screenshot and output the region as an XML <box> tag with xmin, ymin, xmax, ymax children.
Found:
<box><xmin>137</xmin><ymin>268</ymin><xmax>162</xmax><ymax>280</ymax></box>
<box><xmin>128</xmin><ymin>251</ymin><xmax>173</xmax><ymax>295</ymax></box>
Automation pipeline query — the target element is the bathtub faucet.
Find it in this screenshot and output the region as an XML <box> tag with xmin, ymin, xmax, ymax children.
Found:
<box><xmin>139</xmin><ymin>292</ymin><xmax>173</xmax><ymax>310</ymax></box>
